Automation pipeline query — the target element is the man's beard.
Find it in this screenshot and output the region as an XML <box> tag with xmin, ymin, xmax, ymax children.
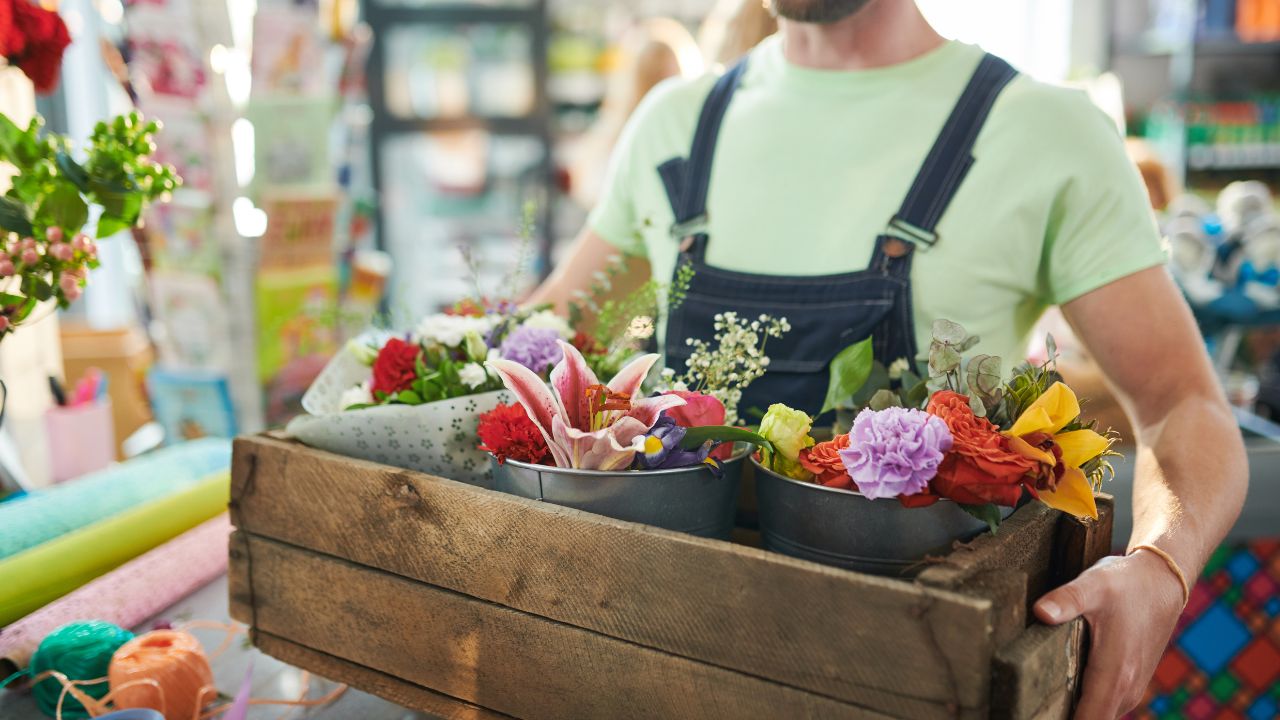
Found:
<box><xmin>768</xmin><ymin>0</ymin><xmax>875</xmax><ymax>24</ymax></box>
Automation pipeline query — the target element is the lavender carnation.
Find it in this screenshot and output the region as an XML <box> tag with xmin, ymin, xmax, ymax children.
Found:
<box><xmin>499</xmin><ymin>326</ymin><xmax>564</xmax><ymax>375</ymax></box>
<box><xmin>838</xmin><ymin>407</ymin><xmax>952</xmax><ymax>500</ymax></box>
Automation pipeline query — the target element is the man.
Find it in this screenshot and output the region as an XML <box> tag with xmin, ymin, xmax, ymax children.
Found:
<box><xmin>530</xmin><ymin>1</ymin><xmax>1248</xmax><ymax>716</ymax></box>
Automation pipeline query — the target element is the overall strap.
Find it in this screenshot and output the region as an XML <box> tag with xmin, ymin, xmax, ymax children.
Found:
<box><xmin>658</xmin><ymin>60</ymin><xmax>749</xmax><ymax>254</ymax></box>
<box><xmin>881</xmin><ymin>53</ymin><xmax>1018</xmax><ymax>256</ymax></box>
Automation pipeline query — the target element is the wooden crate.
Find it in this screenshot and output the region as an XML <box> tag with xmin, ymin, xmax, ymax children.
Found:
<box><xmin>228</xmin><ymin>435</ymin><xmax>1113</xmax><ymax>720</ymax></box>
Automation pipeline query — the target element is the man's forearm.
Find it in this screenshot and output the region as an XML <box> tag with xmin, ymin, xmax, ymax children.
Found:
<box><xmin>1128</xmin><ymin>390</ymin><xmax>1247</xmax><ymax>584</ymax></box>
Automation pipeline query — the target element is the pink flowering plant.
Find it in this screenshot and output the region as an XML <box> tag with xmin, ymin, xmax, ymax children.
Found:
<box><xmin>0</xmin><ymin>111</ymin><xmax>178</xmax><ymax>338</ymax></box>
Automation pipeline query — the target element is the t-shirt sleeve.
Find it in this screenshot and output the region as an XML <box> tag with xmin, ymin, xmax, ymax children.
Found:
<box><xmin>585</xmin><ymin>99</ymin><xmax>652</xmax><ymax>257</ymax></box>
<box><xmin>1039</xmin><ymin>94</ymin><xmax>1168</xmax><ymax>306</ymax></box>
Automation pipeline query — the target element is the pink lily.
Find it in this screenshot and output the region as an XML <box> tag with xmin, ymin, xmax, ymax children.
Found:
<box><xmin>487</xmin><ymin>339</ymin><xmax>686</xmax><ymax>470</ymax></box>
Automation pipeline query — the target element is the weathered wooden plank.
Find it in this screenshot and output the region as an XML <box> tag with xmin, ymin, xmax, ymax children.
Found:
<box><xmin>252</xmin><ymin>630</ymin><xmax>512</xmax><ymax>720</ymax></box>
<box><xmin>915</xmin><ymin>503</ymin><xmax>1059</xmax><ymax>603</ymax></box>
<box><xmin>990</xmin><ymin>620</ymin><xmax>1084</xmax><ymax>720</ymax></box>
<box><xmin>231</xmin><ymin>436</ymin><xmax>995</xmax><ymax>715</ymax></box>
<box><xmin>238</xmin><ymin>532</ymin><xmax>901</xmax><ymax>720</ymax></box>
<box><xmin>1052</xmin><ymin>495</ymin><xmax>1116</xmax><ymax>590</ymax></box>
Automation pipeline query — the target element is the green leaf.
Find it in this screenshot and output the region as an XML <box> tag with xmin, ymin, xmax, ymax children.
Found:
<box><xmin>966</xmin><ymin>354</ymin><xmax>1003</xmax><ymax>396</ymax></box>
<box><xmin>0</xmin><ymin>196</ymin><xmax>33</xmax><ymax>237</ymax></box>
<box><xmin>959</xmin><ymin>503</ymin><xmax>1003</xmax><ymax>534</ymax></box>
<box><xmin>905</xmin><ymin>379</ymin><xmax>931</xmax><ymax>408</ymax></box>
<box><xmin>33</xmin><ymin>279</ymin><xmax>53</xmax><ymax>301</ymax></box>
<box><xmin>868</xmin><ymin>389</ymin><xmax>900</xmax><ymax>411</ymax></box>
<box><xmin>969</xmin><ymin>393</ymin><xmax>987</xmax><ymax>418</ymax></box>
<box><xmin>0</xmin><ymin>292</ymin><xmax>25</xmax><ymax>306</ymax></box>
<box><xmin>850</xmin><ymin>361</ymin><xmax>890</xmax><ymax>408</ymax></box>
<box><xmin>956</xmin><ymin>335</ymin><xmax>981</xmax><ymax>353</ymax></box>
<box><xmin>38</xmin><ymin>184</ymin><xmax>88</xmax><ymax>233</ymax></box>
<box><xmin>396</xmin><ymin>389</ymin><xmax>423</xmax><ymax>405</ymax></box>
<box><xmin>56</xmin><ymin>151</ymin><xmax>91</xmax><ymax>192</ymax></box>
<box><xmin>929</xmin><ymin>345</ymin><xmax>961</xmax><ymax>377</ymax></box>
<box><xmin>821</xmin><ymin>338</ymin><xmax>874</xmax><ymax>416</ymax></box>
<box><xmin>1045</xmin><ymin>333</ymin><xmax>1058</xmax><ymax>363</ymax></box>
<box><xmin>96</xmin><ymin>215</ymin><xmax>130</xmax><ymax>239</ymax></box>
<box><xmin>14</xmin><ymin>296</ymin><xmax>37</xmax><ymax>322</ymax></box>
<box><xmin>678</xmin><ymin>425</ymin><xmax>772</xmax><ymax>453</ymax></box>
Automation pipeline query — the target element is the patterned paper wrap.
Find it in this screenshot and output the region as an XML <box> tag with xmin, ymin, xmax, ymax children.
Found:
<box><xmin>285</xmin><ymin>341</ymin><xmax>511</xmax><ymax>486</ymax></box>
<box><xmin>0</xmin><ymin>515</ymin><xmax>231</xmax><ymax>671</ymax></box>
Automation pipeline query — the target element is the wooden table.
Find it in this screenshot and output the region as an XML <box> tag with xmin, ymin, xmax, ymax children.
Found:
<box><xmin>0</xmin><ymin>575</ymin><xmax>435</xmax><ymax>720</ymax></box>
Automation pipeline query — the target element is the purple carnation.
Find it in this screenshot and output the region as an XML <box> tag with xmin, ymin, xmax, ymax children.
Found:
<box><xmin>499</xmin><ymin>326</ymin><xmax>564</xmax><ymax>375</ymax></box>
<box><xmin>838</xmin><ymin>407</ymin><xmax>952</xmax><ymax>500</ymax></box>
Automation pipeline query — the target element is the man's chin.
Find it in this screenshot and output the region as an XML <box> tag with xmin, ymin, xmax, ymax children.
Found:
<box><xmin>770</xmin><ymin>0</ymin><xmax>875</xmax><ymax>24</ymax></box>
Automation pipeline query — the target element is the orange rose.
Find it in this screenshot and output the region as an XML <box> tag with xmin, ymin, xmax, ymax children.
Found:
<box><xmin>799</xmin><ymin>434</ymin><xmax>852</xmax><ymax>489</ymax></box>
<box><xmin>925</xmin><ymin>391</ymin><xmax>1039</xmax><ymax>507</ymax></box>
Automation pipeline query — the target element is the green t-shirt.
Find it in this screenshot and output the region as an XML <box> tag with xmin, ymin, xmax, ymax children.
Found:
<box><xmin>588</xmin><ymin>35</ymin><xmax>1167</xmax><ymax>366</ymax></box>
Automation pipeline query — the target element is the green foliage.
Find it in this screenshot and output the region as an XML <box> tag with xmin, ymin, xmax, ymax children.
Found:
<box><xmin>821</xmin><ymin>338</ymin><xmax>874</xmax><ymax>416</ymax></box>
<box><xmin>959</xmin><ymin>503</ymin><xmax>1003</xmax><ymax>534</ymax></box>
<box><xmin>678</xmin><ymin>425</ymin><xmax>773</xmax><ymax>453</ymax></box>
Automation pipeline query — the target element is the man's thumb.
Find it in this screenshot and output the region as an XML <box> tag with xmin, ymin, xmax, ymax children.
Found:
<box><xmin>1034</xmin><ymin>578</ymin><xmax>1091</xmax><ymax>625</ymax></box>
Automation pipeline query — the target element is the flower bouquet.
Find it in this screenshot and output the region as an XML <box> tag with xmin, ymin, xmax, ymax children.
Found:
<box><xmin>481</xmin><ymin>336</ymin><xmax>771</xmax><ymax>539</ymax></box>
<box><xmin>753</xmin><ymin>320</ymin><xmax>1118</xmax><ymax>575</ymax></box>
<box><xmin>285</xmin><ymin>305</ymin><xmax>577</xmax><ymax>485</ymax></box>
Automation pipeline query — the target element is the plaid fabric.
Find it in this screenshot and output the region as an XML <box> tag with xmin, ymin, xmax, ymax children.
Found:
<box><xmin>1130</xmin><ymin>539</ymin><xmax>1280</xmax><ymax>720</ymax></box>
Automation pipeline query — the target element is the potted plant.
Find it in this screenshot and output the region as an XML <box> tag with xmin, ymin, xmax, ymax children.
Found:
<box><xmin>753</xmin><ymin>320</ymin><xmax>1118</xmax><ymax>575</ymax></box>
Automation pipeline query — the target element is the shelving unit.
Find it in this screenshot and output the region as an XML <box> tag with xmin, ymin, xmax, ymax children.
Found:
<box><xmin>1106</xmin><ymin>0</ymin><xmax>1280</xmax><ymax>188</ymax></box>
<box><xmin>361</xmin><ymin>0</ymin><xmax>555</xmax><ymax>320</ymax></box>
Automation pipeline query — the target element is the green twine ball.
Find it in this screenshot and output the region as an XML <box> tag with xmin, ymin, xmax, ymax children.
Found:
<box><xmin>29</xmin><ymin>621</ymin><xmax>134</xmax><ymax>719</ymax></box>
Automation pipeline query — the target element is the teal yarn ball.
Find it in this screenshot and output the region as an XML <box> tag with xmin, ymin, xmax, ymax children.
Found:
<box><xmin>29</xmin><ymin>621</ymin><xmax>134</xmax><ymax>719</ymax></box>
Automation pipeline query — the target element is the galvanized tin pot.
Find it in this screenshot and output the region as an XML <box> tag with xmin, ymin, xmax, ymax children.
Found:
<box><xmin>753</xmin><ymin>459</ymin><xmax>1011</xmax><ymax>576</ymax></box>
<box><xmin>490</xmin><ymin>448</ymin><xmax>749</xmax><ymax>539</ymax></box>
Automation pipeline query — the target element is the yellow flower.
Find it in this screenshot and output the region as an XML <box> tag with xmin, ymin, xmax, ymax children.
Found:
<box><xmin>1004</xmin><ymin>382</ymin><xmax>1110</xmax><ymax>520</ymax></box>
<box><xmin>759</xmin><ymin>403</ymin><xmax>816</xmax><ymax>481</ymax></box>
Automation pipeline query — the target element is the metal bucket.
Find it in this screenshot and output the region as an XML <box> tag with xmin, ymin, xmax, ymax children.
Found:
<box><xmin>753</xmin><ymin>459</ymin><xmax>1011</xmax><ymax>576</ymax></box>
<box><xmin>490</xmin><ymin>448</ymin><xmax>748</xmax><ymax>539</ymax></box>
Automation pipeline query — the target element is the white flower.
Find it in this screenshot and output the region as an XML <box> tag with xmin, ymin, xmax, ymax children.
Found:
<box><xmin>888</xmin><ymin>358</ymin><xmax>910</xmax><ymax>380</ymax></box>
<box><xmin>521</xmin><ymin>309</ymin><xmax>573</xmax><ymax>339</ymax></box>
<box><xmin>415</xmin><ymin>313</ymin><xmax>498</xmax><ymax>348</ymax></box>
<box><xmin>339</xmin><ymin>381</ymin><xmax>374</xmax><ymax>409</ymax></box>
<box><xmin>346</xmin><ymin>339</ymin><xmax>379</xmax><ymax>366</ymax></box>
<box><xmin>459</xmin><ymin>362</ymin><xmax>489</xmax><ymax>390</ymax></box>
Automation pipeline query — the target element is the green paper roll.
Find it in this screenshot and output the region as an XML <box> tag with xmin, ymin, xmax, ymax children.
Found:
<box><xmin>0</xmin><ymin>471</ymin><xmax>229</xmax><ymax>626</ymax></box>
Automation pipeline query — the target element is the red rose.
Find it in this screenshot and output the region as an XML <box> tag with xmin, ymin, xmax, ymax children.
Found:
<box><xmin>799</xmin><ymin>434</ymin><xmax>852</xmax><ymax>489</ymax></box>
<box><xmin>9</xmin><ymin>1</ymin><xmax>71</xmax><ymax>94</ymax></box>
<box><xmin>371</xmin><ymin>338</ymin><xmax>422</xmax><ymax>397</ymax></box>
<box><xmin>925</xmin><ymin>391</ymin><xmax>1039</xmax><ymax>507</ymax></box>
<box><xmin>478</xmin><ymin>402</ymin><xmax>551</xmax><ymax>465</ymax></box>
<box><xmin>662</xmin><ymin>390</ymin><xmax>737</xmax><ymax>460</ymax></box>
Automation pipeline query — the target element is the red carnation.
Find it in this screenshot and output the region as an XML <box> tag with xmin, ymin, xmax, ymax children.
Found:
<box><xmin>8</xmin><ymin>0</ymin><xmax>71</xmax><ymax>94</ymax></box>
<box><xmin>371</xmin><ymin>337</ymin><xmax>422</xmax><ymax>397</ymax></box>
<box><xmin>477</xmin><ymin>402</ymin><xmax>551</xmax><ymax>465</ymax></box>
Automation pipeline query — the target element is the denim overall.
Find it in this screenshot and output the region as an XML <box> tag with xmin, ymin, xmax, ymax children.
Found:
<box><xmin>658</xmin><ymin>54</ymin><xmax>1017</xmax><ymax>417</ymax></box>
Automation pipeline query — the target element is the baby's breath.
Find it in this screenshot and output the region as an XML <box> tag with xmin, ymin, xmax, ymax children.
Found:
<box><xmin>663</xmin><ymin>312</ymin><xmax>789</xmax><ymax>424</ymax></box>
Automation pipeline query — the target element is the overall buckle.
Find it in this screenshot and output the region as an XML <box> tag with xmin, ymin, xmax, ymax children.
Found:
<box><xmin>669</xmin><ymin>214</ymin><xmax>709</xmax><ymax>241</ymax></box>
<box><xmin>886</xmin><ymin>217</ymin><xmax>939</xmax><ymax>249</ymax></box>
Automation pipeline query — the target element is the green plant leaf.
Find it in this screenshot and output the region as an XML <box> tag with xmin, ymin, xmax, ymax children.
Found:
<box><xmin>959</xmin><ymin>503</ymin><xmax>1003</xmax><ymax>534</ymax></box>
<box><xmin>0</xmin><ymin>196</ymin><xmax>33</xmax><ymax>237</ymax></box>
<box><xmin>906</xmin><ymin>379</ymin><xmax>931</xmax><ymax>408</ymax></box>
<box><xmin>396</xmin><ymin>389</ymin><xmax>423</xmax><ymax>405</ymax></box>
<box><xmin>56</xmin><ymin>151</ymin><xmax>91</xmax><ymax>192</ymax></box>
<box><xmin>931</xmin><ymin>319</ymin><xmax>968</xmax><ymax>345</ymax></box>
<box><xmin>678</xmin><ymin>425</ymin><xmax>772</xmax><ymax>453</ymax></box>
<box><xmin>821</xmin><ymin>337</ymin><xmax>874</xmax><ymax>416</ymax></box>
<box><xmin>38</xmin><ymin>184</ymin><xmax>88</xmax><ymax>233</ymax></box>
<box><xmin>868</xmin><ymin>389</ymin><xmax>900</xmax><ymax>411</ymax></box>
<box><xmin>929</xmin><ymin>345</ymin><xmax>961</xmax><ymax>377</ymax></box>
<box><xmin>850</xmin><ymin>361</ymin><xmax>889</xmax><ymax>408</ymax></box>
<box><xmin>0</xmin><ymin>292</ymin><xmax>25</xmax><ymax>306</ymax></box>
<box><xmin>96</xmin><ymin>215</ymin><xmax>130</xmax><ymax>239</ymax></box>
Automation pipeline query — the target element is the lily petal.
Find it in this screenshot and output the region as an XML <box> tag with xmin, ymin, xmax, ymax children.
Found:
<box><xmin>1038</xmin><ymin>466</ymin><xmax>1099</xmax><ymax>520</ymax></box>
<box><xmin>1008</xmin><ymin>382</ymin><xmax>1081</xmax><ymax>437</ymax></box>
<box><xmin>554</xmin><ymin>416</ymin><xmax>645</xmax><ymax>471</ymax></box>
<box><xmin>487</xmin><ymin>357</ymin><xmax>560</xmax><ymax>441</ymax></box>
<box><xmin>1005</xmin><ymin>432</ymin><xmax>1058</xmax><ymax>466</ymax></box>
<box><xmin>1055</xmin><ymin>429</ymin><xmax>1111</xmax><ymax>469</ymax></box>
<box><xmin>607</xmin><ymin>352</ymin><xmax>661</xmax><ymax>398</ymax></box>
<box><xmin>626</xmin><ymin>393</ymin><xmax>688</xmax><ymax>429</ymax></box>
<box><xmin>550</xmin><ymin>340</ymin><xmax>601</xmax><ymax>431</ymax></box>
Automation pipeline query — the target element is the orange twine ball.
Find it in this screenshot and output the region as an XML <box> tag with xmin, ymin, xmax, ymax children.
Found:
<box><xmin>107</xmin><ymin>630</ymin><xmax>216</xmax><ymax>720</ymax></box>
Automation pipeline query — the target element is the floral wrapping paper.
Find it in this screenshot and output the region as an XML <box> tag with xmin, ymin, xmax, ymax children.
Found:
<box><xmin>286</xmin><ymin>342</ymin><xmax>510</xmax><ymax>486</ymax></box>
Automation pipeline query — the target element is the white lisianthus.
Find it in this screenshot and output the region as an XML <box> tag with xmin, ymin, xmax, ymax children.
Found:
<box><xmin>459</xmin><ymin>362</ymin><xmax>489</xmax><ymax>390</ymax></box>
<box><xmin>520</xmin><ymin>309</ymin><xmax>573</xmax><ymax>339</ymax></box>
<box><xmin>339</xmin><ymin>381</ymin><xmax>374</xmax><ymax>409</ymax></box>
<box><xmin>346</xmin><ymin>339</ymin><xmax>380</xmax><ymax>366</ymax></box>
<box><xmin>415</xmin><ymin>313</ymin><xmax>499</xmax><ymax>348</ymax></box>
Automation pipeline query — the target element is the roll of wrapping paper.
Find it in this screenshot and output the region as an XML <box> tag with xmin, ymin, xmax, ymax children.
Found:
<box><xmin>0</xmin><ymin>439</ymin><xmax>231</xmax><ymax>559</ymax></box>
<box><xmin>0</xmin><ymin>471</ymin><xmax>229</xmax><ymax>626</ymax></box>
<box><xmin>0</xmin><ymin>514</ymin><xmax>231</xmax><ymax>673</ymax></box>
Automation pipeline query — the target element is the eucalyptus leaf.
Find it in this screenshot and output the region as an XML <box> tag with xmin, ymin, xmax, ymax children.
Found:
<box><xmin>958</xmin><ymin>503</ymin><xmax>1003</xmax><ymax>534</ymax></box>
<box><xmin>679</xmin><ymin>425</ymin><xmax>772</xmax><ymax>453</ymax></box>
<box><xmin>821</xmin><ymin>337</ymin><xmax>874</xmax><ymax>416</ymax></box>
<box><xmin>966</xmin><ymin>354</ymin><xmax>1003</xmax><ymax>396</ymax></box>
<box><xmin>969</xmin><ymin>393</ymin><xmax>987</xmax><ymax>418</ymax></box>
<box><xmin>956</xmin><ymin>335</ymin><xmax>981</xmax><ymax>353</ymax></box>
<box><xmin>929</xmin><ymin>345</ymin><xmax>961</xmax><ymax>377</ymax></box>
<box><xmin>931</xmin><ymin>319</ymin><xmax>968</xmax><ymax>345</ymax></box>
<box><xmin>868</xmin><ymin>389</ymin><xmax>901</xmax><ymax>412</ymax></box>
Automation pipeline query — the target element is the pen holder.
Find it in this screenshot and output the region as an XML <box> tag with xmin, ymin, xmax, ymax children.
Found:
<box><xmin>45</xmin><ymin>398</ymin><xmax>116</xmax><ymax>483</ymax></box>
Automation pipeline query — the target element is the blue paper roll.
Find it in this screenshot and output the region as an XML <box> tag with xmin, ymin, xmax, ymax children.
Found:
<box><xmin>0</xmin><ymin>438</ymin><xmax>231</xmax><ymax>559</ymax></box>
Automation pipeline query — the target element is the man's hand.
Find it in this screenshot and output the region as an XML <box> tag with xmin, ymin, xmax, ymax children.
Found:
<box><xmin>1034</xmin><ymin>552</ymin><xmax>1184</xmax><ymax>718</ymax></box>
<box><xmin>1061</xmin><ymin>266</ymin><xmax>1247</xmax><ymax>720</ymax></box>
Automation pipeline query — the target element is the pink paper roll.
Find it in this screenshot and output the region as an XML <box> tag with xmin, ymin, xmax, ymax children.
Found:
<box><xmin>0</xmin><ymin>514</ymin><xmax>231</xmax><ymax>672</ymax></box>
